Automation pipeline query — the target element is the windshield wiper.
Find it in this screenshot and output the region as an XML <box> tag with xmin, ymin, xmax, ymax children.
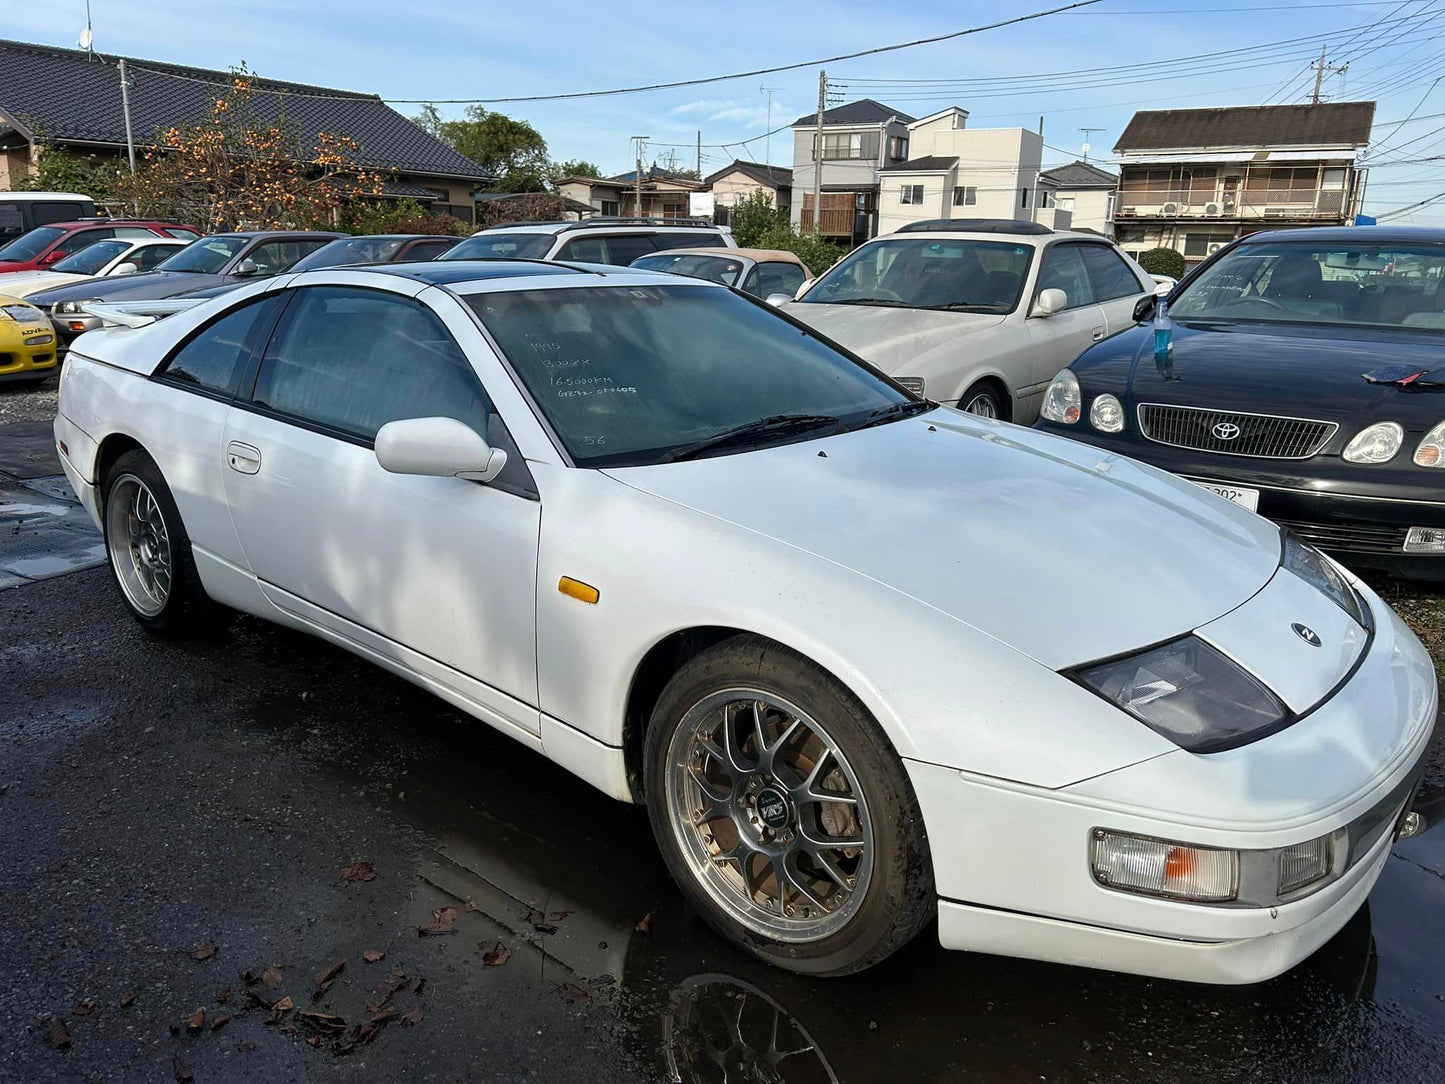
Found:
<box><xmin>926</xmin><ymin>302</ymin><xmax>1003</xmax><ymax>312</ymax></box>
<box><xmin>826</xmin><ymin>297</ymin><xmax>913</xmax><ymax>308</ymax></box>
<box><xmin>660</xmin><ymin>414</ymin><xmax>841</xmax><ymax>463</ymax></box>
<box><xmin>851</xmin><ymin>399</ymin><xmax>935</xmax><ymax>430</ymax></box>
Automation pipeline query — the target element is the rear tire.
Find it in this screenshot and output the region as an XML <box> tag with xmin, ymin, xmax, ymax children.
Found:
<box><xmin>643</xmin><ymin>634</ymin><xmax>934</xmax><ymax>976</ymax></box>
<box><xmin>101</xmin><ymin>448</ymin><xmax>215</xmax><ymax>635</ymax></box>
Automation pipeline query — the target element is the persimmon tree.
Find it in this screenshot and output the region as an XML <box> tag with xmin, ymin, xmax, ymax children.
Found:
<box><xmin>116</xmin><ymin>68</ymin><xmax>385</xmax><ymax>231</ymax></box>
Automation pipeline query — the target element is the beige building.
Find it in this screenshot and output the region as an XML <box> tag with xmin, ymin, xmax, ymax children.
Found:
<box><xmin>789</xmin><ymin>99</ymin><xmax>916</xmax><ymax>245</ymax></box>
<box><xmin>875</xmin><ymin>108</ymin><xmax>1069</xmax><ymax>235</ymax></box>
<box><xmin>703</xmin><ymin>160</ymin><xmax>792</xmax><ymax>226</ymax></box>
<box><xmin>1037</xmin><ymin>160</ymin><xmax>1117</xmax><ymax>235</ymax></box>
<box><xmin>1112</xmin><ymin>101</ymin><xmax>1374</xmax><ymax>263</ymax></box>
<box><xmin>555</xmin><ymin>168</ymin><xmax>703</xmax><ymax>219</ymax></box>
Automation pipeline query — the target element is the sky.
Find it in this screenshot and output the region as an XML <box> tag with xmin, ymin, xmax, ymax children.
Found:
<box><xmin>5</xmin><ymin>0</ymin><xmax>1445</xmax><ymax>221</ymax></box>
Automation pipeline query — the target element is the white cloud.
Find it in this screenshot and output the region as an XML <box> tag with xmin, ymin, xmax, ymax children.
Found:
<box><xmin>670</xmin><ymin>98</ymin><xmax>734</xmax><ymax>115</ymax></box>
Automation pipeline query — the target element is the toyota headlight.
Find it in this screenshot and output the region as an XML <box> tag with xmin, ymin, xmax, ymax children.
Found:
<box><xmin>54</xmin><ymin>299</ymin><xmax>100</xmax><ymax>315</ymax></box>
<box><xmin>1075</xmin><ymin>636</ymin><xmax>1289</xmax><ymax>753</ymax></box>
<box><xmin>1281</xmin><ymin>532</ymin><xmax>1367</xmax><ymax>628</ymax></box>
<box><xmin>1342</xmin><ymin>421</ymin><xmax>1403</xmax><ymax>464</ymax></box>
<box><xmin>1041</xmin><ymin>369</ymin><xmax>1081</xmax><ymax>424</ymax></box>
<box><xmin>1414</xmin><ymin>418</ymin><xmax>1445</xmax><ymax>466</ymax></box>
<box><xmin>1089</xmin><ymin>393</ymin><xmax>1125</xmax><ymax>433</ymax></box>
<box><xmin>1</xmin><ymin>303</ymin><xmax>44</xmax><ymax>324</ymax></box>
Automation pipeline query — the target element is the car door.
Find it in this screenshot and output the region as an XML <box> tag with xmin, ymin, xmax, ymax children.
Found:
<box><xmin>124</xmin><ymin>243</ymin><xmax>182</xmax><ymax>272</ymax></box>
<box><xmin>1027</xmin><ymin>241</ymin><xmax>1107</xmax><ymax>390</ymax></box>
<box><xmin>1078</xmin><ymin>243</ymin><xmax>1151</xmax><ymax>334</ymax></box>
<box><xmin>749</xmin><ymin>260</ymin><xmax>808</xmax><ymax>300</ymax></box>
<box><xmin>556</xmin><ymin>233</ymin><xmax>658</xmax><ymax>266</ymax></box>
<box><xmin>220</xmin><ymin>282</ymin><xmax>542</xmax><ymax>738</ymax></box>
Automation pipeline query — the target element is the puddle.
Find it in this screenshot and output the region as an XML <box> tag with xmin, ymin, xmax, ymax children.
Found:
<box><xmin>0</xmin><ymin>475</ymin><xmax>104</xmax><ymax>584</ymax></box>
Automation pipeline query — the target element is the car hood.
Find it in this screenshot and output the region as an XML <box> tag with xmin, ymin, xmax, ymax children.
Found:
<box><xmin>0</xmin><ymin>271</ymin><xmax>83</xmax><ymax>297</ymax></box>
<box><xmin>1094</xmin><ymin>320</ymin><xmax>1445</xmax><ymax>423</ymax></box>
<box><xmin>782</xmin><ymin>302</ymin><xmax>1005</xmax><ymax>374</ymax></box>
<box><xmin>29</xmin><ymin>270</ymin><xmax>228</xmax><ymax>305</ymax></box>
<box><xmin>605</xmin><ymin>410</ymin><xmax>1283</xmax><ymax>670</ymax></box>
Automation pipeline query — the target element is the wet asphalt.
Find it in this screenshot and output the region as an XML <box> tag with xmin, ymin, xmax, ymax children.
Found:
<box><xmin>2</xmin><ymin>389</ymin><xmax>1445</xmax><ymax>1083</ymax></box>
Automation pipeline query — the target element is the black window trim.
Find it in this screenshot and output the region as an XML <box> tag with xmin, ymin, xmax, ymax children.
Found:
<box><xmin>234</xmin><ymin>283</ymin><xmax>539</xmax><ymax>500</ymax></box>
<box><xmin>1075</xmin><ymin>239</ymin><xmax>1149</xmax><ymax>302</ymax></box>
<box><xmin>152</xmin><ymin>290</ymin><xmax>287</xmax><ymax>405</ymax></box>
<box><xmin>1030</xmin><ymin>239</ymin><xmax>1104</xmax><ymax>314</ymax></box>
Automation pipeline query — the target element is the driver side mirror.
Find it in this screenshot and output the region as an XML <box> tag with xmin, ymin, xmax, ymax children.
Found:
<box><xmin>232</xmin><ymin>257</ymin><xmax>262</xmax><ymax>277</ymax></box>
<box><xmin>374</xmin><ymin>417</ymin><xmax>507</xmax><ymax>484</ymax></box>
<box><xmin>1031</xmin><ymin>287</ymin><xmax>1067</xmax><ymax>317</ymax></box>
<box><xmin>111</xmin><ymin>261</ymin><xmax>139</xmax><ymax>276</ymax></box>
<box><xmin>765</xmin><ymin>293</ymin><xmax>793</xmax><ymax>307</ymax></box>
<box><xmin>39</xmin><ymin>249</ymin><xmax>65</xmax><ymax>266</ymax></box>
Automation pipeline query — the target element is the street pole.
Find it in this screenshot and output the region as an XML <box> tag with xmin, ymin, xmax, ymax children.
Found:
<box><xmin>1312</xmin><ymin>44</ymin><xmax>1327</xmax><ymax>105</ymax></box>
<box><xmin>630</xmin><ymin>135</ymin><xmax>648</xmax><ymax>219</ymax></box>
<box><xmin>811</xmin><ymin>69</ymin><xmax>826</xmax><ymax>235</ymax></box>
<box><xmin>696</xmin><ymin>130</ymin><xmax>701</xmax><ymax>178</ymax></box>
<box><xmin>118</xmin><ymin>58</ymin><xmax>136</xmax><ymax>173</ymax></box>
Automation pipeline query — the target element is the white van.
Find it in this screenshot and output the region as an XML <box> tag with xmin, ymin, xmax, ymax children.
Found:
<box><xmin>0</xmin><ymin>192</ymin><xmax>98</xmax><ymax>242</ymax></box>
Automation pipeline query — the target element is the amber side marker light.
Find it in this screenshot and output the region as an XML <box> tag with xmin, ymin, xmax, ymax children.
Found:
<box><xmin>558</xmin><ymin>576</ymin><xmax>600</xmax><ymax>604</ymax></box>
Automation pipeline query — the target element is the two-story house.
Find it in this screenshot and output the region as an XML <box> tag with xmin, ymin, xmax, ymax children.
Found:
<box><xmin>874</xmin><ymin>107</ymin><xmax>1069</xmax><ymax>234</ymax></box>
<box><xmin>1037</xmin><ymin>160</ymin><xmax>1117</xmax><ymax>235</ymax></box>
<box><xmin>1112</xmin><ymin>101</ymin><xmax>1375</xmax><ymax>263</ymax></box>
<box><xmin>789</xmin><ymin>99</ymin><xmax>915</xmax><ymax>246</ymax></box>
<box><xmin>703</xmin><ymin>160</ymin><xmax>792</xmax><ymax>226</ymax></box>
<box><xmin>554</xmin><ymin>166</ymin><xmax>702</xmax><ymax>219</ymax></box>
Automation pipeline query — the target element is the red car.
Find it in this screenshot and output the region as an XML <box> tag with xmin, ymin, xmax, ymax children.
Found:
<box><xmin>0</xmin><ymin>219</ymin><xmax>201</xmax><ymax>273</ymax></box>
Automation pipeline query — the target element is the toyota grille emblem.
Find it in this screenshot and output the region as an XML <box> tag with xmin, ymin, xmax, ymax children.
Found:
<box><xmin>1292</xmin><ymin>623</ymin><xmax>1322</xmax><ymax>647</ymax></box>
<box><xmin>1212</xmin><ymin>421</ymin><xmax>1242</xmax><ymax>441</ymax></box>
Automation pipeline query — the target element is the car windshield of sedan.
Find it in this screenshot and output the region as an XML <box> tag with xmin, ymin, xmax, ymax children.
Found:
<box><xmin>467</xmin><ymin>285</ymin><xmax>914</xmax><ymax>466</ymax></box>
<box><xmin>0</xmin><ymin>226</ymin><xmax>67</xmax><ymax>262</ymax></box>
<box><xmin>797</xmin><ymin>237</ymin><xmax>1034</xmax><ymax>313</ymax></box>
<box><xmin>157</xmin><ymin>237</ymin><xmax>247</xmax><ymax>273</ymax></box>
<box><xmin>1170</xmin><ymin>242</ymin><xmax>1445</xmax><ymax>330</ymax></box>
<box><xmin>444</xmin><ymin>233</ymin><xmax>555</xmax><ymax>260</ymax></box>
<box><xmin>631</xmin><ymin>253</ymin><xmax>744</xmax><ymax>286</ymax></box>
<box><xmin>51</xmin><ymin>240</ymin><xmax>131</xmax><ymax>275</ymax></box>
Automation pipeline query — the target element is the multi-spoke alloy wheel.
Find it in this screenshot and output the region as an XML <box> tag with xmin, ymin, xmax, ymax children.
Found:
<box><xmin>105</xmin><ymin>473</ymin><xmax>172</xmax><ymax>617</ymax></box>
<box><xmin>962</xmin><ymin>390</ymin><xmax>999</xmax><ymax>418</ymax></box>
<box><xmin>665</xmin><ymin>688</ymin><xmax>874</xmax><ymax>941</ymax></box>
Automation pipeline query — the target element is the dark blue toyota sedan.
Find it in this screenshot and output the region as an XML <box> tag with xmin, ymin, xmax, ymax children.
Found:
<box><xmin>1034</xmin><ymin>225</ymin><xmax>1445</xmax><ymax>579</ymax></box>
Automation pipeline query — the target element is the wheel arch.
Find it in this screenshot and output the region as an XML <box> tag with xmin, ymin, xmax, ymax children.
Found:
<box><xmin>95</xmin><ymin>432</ymin><xmax>146</xmax><ymax>494</ymax></box>
<box><xmin>955</xmin><ymin>374</ymin><xmax>1013</xmax><ymax>421</ymax></box>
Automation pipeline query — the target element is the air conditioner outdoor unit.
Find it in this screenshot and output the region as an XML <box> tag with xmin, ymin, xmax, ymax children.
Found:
<box><xmin>1204</xmin><ymin>202</ymin><xmax>1222</xmax><ymax>217</ymax></box>
<box><xmin>1207</xmin><ymin>242</ymin><xmax>1226</xmax><ymax>255</ymax></box>
<box><xmin>1161</xmin><ymin>202</ymin><xmax>1180</xmax><ymax>216</ymax></box>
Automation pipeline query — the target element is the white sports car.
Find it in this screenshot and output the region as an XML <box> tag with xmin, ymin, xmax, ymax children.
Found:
<box><xmin>53</xmin><ymin>261</ymin><xmax>1436</xmax><ymax>981</ymax></box>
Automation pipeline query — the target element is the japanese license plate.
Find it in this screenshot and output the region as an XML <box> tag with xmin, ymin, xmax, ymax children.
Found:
<box><xmin>1190</xmin><ymin>479</ymin><xmax>1260</xmax><ymax>511</ymax></box>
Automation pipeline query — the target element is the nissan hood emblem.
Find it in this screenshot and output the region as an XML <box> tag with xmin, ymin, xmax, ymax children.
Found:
<box><xmin>1292</xmin><ymin>623</ymin><xmax>1322</xmax><ymax>647</ymax></box>
<box><xmin>1212</xmin><ymin>421</ymin><xmax>1241</xmax><ymax>440</ymax></box>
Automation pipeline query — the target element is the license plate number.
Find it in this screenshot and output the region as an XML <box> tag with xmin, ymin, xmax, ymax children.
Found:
<box><xmin>1191</xmin><ymin>479</ymin><xmax>1260</xmax><ymax>511</ymax></box>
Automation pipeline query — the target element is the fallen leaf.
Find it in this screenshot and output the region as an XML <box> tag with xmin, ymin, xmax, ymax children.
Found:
<box><xmin>311</xmin><ymin>979</ymin><xmax>335</xmax><ymax>1003</ymax></box>
<box><xmin>417</xmin><ymin>923</ymin><xmax>456</xmax><ymax>937</ymax></box>
<box><xmin>211</xmin><ymin>1013</ymin><xmax>231</xmax><ymax>1032</ymax></box>
<box><xmin>338</xmin><ymin>861</ymin><xmax>375</xmax><ymax>883</ymax></box>
<box><xmin>216</xmin><ymin>987</ymin><xmax>232</xmax><ymax>1004</ymax></box>
<box><xmin>120</xmin><ymin>991</ymin><xmax>138</xmax><ymax>1008</ymax></box>
<box><xmin>262</xmin><ymin>965</ymin><xmax>283</xmax><ymax>989</ymax></box>
<box><xmin>269</xmin><ymin>995</ymin><xmax>294</xmax><ymax>1023</ymax></box>
<box><xmin>558</xmin><ymin>981</ymin><xmax>590</xmax><ymax>1005</ymax></box>
<box><xmin>549</xmin><ymin>910</ymin><xmax>573</xmax><ymax>921</ymax></box>
<box><xmin>42</xmin><ymin>1016</ymin><xmax>69</xmax><ymax>1049</ymax></box>
<box><xmin>482</xmin><ymin>942</ymin><xmax>511</xmax><ymax>967</ymax></box>
<box><xmin>192</xmin><ymin>941</ymin><xmax>216</xmax><ymax>962</ymax></box>
<box><xmin>369</xmin><ymin>1005</ymin><xmax>398</xmax><ymax>1025</ymax></box>
<box><xmin>187</xmin><ymin>1007</ymin><xmax>206</xmax><ymax>1032</ymax></box>
<box><xmin>236</xmin><ymin>1040</ymin><xmax>257</xmax><ymax>1053</ymax></box>
<box><xmin>244</xmin><ymin>988</ymin><xmax>278</xmax><ymax>1011</ymax></box>
<box><xmin>634</xmin><ymin>913</ymin><xmax>652</xmax><ymax>934</ymax></box>
<box><xmin>362</xmin><ymin>949</ymin><xmax>385</xmax><ymax>963</ymax></box>
<box><xmin>401</xmin><ymin>1008</ymin><xmax>423</xmax><ymax>1026</ymax></box>
<box><xmin>411</xmin><ymin>974</ymin><xmax>426</xmax><ymax>997</ymax></box>
<box><xmin>533</xmin><ymin>923</ymin><xmax>558</xmax><ymax>936</ymax></box>
<box><xmin>72</xmin><ymin>997</ymin><xmax>96</xmax><ymax>1016</ymax></box>
<box><xmin>173</xmin><ymin>1054</ymin><xmax>193</xmax><ymax>1082</ymax></box>
<box><xmin>241</xmin><ymin>968</ymin><xmax>259</xmax><ymax>986</ymax></box>
<box><xmin>417</xmin><ymin>906</ymin><xmax>458</xmax><ymax>937</ymax></box>
<box><xmin>307</xmin><ymin>1035</ymin><xmax>322</xmax><ymax>1048</ymax></box>
<box><xmin>316</xmin><ymin>959</ymin><xmax>346</xmax><ymax>985</ymax></box>
<box><xmin>296</xmin><ymin>1011</ymin><xmax>347</xmax><ymax>1035</ymax></box>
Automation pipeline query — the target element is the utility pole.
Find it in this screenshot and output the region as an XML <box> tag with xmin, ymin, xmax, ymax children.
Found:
<box><xmin>696</xmin><ymin>130</ymin><xmax>701</xmax><ymax>178</ymax></box>
<box><xmin>118</xmin><ymin>59</ymin><xmax>136</xmax><ymax>173</ymax></box>
<box><xmin>630</xmin><ymin>135</ymin><xmax>648</xmax><ymax>219</ymax></box>
<box><xmin>760</xmin><ymin>84</ymin><xmax>781</xmax><ymax>165</ymax></box>
<box><xmin>811</xmin><ymin>70</ymin><xmax>826</xmax><ymax>235</ymax></box>
<box><xmin>1310</xmin><ymin>45</ymin><xmax>1349</xmax><ymax>105</ymax></box>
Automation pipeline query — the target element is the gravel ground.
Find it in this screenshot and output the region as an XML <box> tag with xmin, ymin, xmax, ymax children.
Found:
<box><xmin>0</xmin><ymin>373</ymin><xmax>58</xmax><ymax>425</ymax></box>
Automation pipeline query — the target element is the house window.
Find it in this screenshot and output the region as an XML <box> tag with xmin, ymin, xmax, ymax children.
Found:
<box><xmin>1020</xmin><ymin>188</ymin><xmax>1031</xmax><ymax>208</ymax></box>
<box><xmin>600</xmin><ymin>200</ymin><xmax>619</xmax><ymax>216</ymax></box>
<box><xmin>1183</xmin><ymin>233</ymin><xmax>1214</xmax><ymax>257</ymax></box>
<box><xmin>888</xmin><ymin>135</ymin><xmax>909</xmax><ymax>160</ymax></box>
<box><xmin>953</xmin><ymin>186</ymin><xmax>977</xmax><ymax>206</ymax></box>
<box><xmin>900</xmin><ymin>184</ymin><xmax>924</xmax><ymax>205</ymax></box>
<box><xmin>1040</xmin><ymin>190</ymin><xmax>1056</xmax><ymax>209</ymax></box>
<box><xmin>814</xmin><ymin>131</ymin><xmax>882</xmax><ymax>161</ymax></box>
<box><xmin>1058</xmin><ymin>196</ymin><xmax>1075</xmax><ymax>212</ymax></box>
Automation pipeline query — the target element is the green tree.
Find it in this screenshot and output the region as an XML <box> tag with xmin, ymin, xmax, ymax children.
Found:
<box><xmin>553</xmin><ymin>159</ymin><xmax>601</xmax><ymax>179</ymax></box>
<box><xmin>435</xmin><ymin>105</ymin><xmax>551</xmax><ymax>192</ymax></box>
<box><xmin>1138</xmin><ymin>247</ymin><xmax>1186</xmax><ymax>280</ymax></box>
<box><xmin>342</xmin><ymin>198</ymin><xmax>470</xmax><ymax>237</ymax></box>
<box><xmin>752</xmin><ymin>222</ymin><xmax>845</xmax><ymax>277</ymax></box>
<box><xmin>18</xmin><ymin>141</ymin><xmax>120</xmax><ymax>202</ymax></box>
<box><xmin>729</xmin><ymin>189</ymin><xmax>786</xmax><ymax>248</ymax></box>
<box><xmin>410</xmin><ymin>103</ymin><xmax>446</xmax><ymax>139</ymax></box>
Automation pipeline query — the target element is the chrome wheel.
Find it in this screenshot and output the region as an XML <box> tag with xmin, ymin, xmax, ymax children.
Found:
<box><xmin>664</xmin><ymin>689</ymin><xmax>873</xmax><ymax>942</ymax></box>
<box><xmin>106</xmin><ymin>473</ymin><xmax>172</xmax><ymax>617</ymax></box>
<box><xmin>962</xmin><ymin>391</ymin><xmax>998</xmax><ymax>418</ymax></box>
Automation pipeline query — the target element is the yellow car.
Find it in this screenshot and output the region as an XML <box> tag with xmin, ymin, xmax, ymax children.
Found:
<box><xmin>0</xmin><ymin>294</ymin><xmax>59</xmax><ymax>383</ymax></box>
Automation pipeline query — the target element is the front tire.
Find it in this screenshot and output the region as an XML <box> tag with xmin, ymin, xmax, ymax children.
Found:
<box><xmin>101</xmin><ymin>448</ymin><xmax>214</xmax><ymax>634</ymax></box>
<box><xmin>644</xmin><ymin>635</ymin><xmax>934</xmax><ymax>976</ymax></box>
<box><xmin>958</xmin><ymin>381</ymin><xmax>1005</xmax><ymax>419</ymax></box>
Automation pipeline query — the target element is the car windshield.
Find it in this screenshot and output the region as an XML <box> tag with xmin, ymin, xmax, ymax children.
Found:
<box><xmin>51</xmin><ymin>240</ymin><xmax>131</xmax><ymax>275</ymax></box>
<box><xmin>444</xmin><ymin>233</ymin><xmax>555</xmax><ymax>260</ymax></box>
<box><xmin>467</xmin><ymin>284</ymin><xmax>911</xmax><ymax>466</ymax></box>
<box><xmin>1171</xmin><ymin>241</ymin><xmax>1445</xmax><ymax>331</ymax></box>
<box><xmin>799</xmin><ymin>237</ymin><xmax>1034</xmax><ymax>313</ymax></box>
<box><xmin>631</xmin><ymin>253</ymin><xmax>745</xmax><ymax>286</ymax></box>
<box><xmin>0</xmin><ymin>226</ymin><xmax>67</xmax><ymax>262</ymax></box>
<box><xmin>291</xmin><ymin>236</ymin><xmax>407</xmax><ymax>271</ymax></box>
<box><xmin>156</xmin><ymin>236</ymin><xmax>247</xmax><ymax>273</ymax></box>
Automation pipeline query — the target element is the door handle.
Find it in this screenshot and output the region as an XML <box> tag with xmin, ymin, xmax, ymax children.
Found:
<box><xmin>1092</xmin><ymin>326</ymin><xmax>1106</xmax><ymax>341</ymax></box>
<box><xmin>227</xmin><ymin>441</ymin><xmax>261</xmax><ymax>475</ymax></box>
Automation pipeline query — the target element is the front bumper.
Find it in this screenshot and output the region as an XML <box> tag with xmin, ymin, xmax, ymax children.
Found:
<box><xmin>1034</xmin><ymin>421</ymin><xmax>1445</xmax><ymax>573</ymax></box>
<box><xmin>0</xmin><ymin>322</ymin><xmax>59</xmax><ymax>381</ymax></box>
<box><xmin>908</xmin><ymin>585</ymin><xmax>1437</xmax><ymax>984</ymax></box>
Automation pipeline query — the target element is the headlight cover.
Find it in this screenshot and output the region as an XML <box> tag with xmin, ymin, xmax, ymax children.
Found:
<box><xmin>1075</xmin><ymin>636</ymin><xmax>1289</xmax><ymax>753</ymax></box>
<box><xmin>1342</xmin><ymin>421</ymin><xmax>1403</xmax><ymax>464</ymax></box>
<box><xmin>1089</xmin><ymin>393</ymin><xmax>1124</xmax><ymax>433</ymax></box>
<box><xmin>1414</xmin><ymin>418</ymin><xmax>1445</xmax><ymax>466</ymax></box>
<box><xmin>55</xmin><ymin>299</ymin><xmax>100</xmax><ymax>315</ymax></box>
<box><xmin>1041</xmin><ymin>369</ymin><xmax>1081</xmax><ymax>424</ymax></box>
<box><xmin>1</xmin><ymin>303</ymin><xmax>44</xmax><ymax>324</ymax></box>
<box><xmin>1281</xmin><ymin>533</ymin><xmax>1367</xmax><ymax>628</ymax></box>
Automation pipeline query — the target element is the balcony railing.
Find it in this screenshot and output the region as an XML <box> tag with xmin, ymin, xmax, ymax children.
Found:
<box><xmin>1115</xmin><ymin>192</ymin><xmax>1347</xmax><ymax>221</ymax></box>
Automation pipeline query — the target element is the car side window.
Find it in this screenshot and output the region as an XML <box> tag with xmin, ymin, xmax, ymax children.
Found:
<box><xmin>740</xmin><ymin>267</ymin><xmax>761</xmax><ymax>296</ymax></box>
<box><xmin>1036</xmin><ymin>243</ymin><xmax>1095</xmax><ymax>309</ymax></box>
<box><xmin>1079</xmin><ymin>244</ymin><xmax>1145</xmax><ymax>302</ymax></box>
<box><xmin>114</xmin><ymin>227</ymin><xmax>161</xmax><ymax>239</ymax></box>
<box><xmin>652</xmin><ymin>232</ymin><xmax>723</xmax><ymax>251</ymax></box>
<box><xmin>244</xmin><ymin>240</ymin><xmax>303</xmax><ymax>274</ymax></box>
<box><xmin>33</xmin><ymin>202</ymin><xmax>87</xmax><ymax>226</ymax></box>
<box><xmin>599</xmin><ymin>234</ymin><xmax>657</xmax><ymax>266</ymax></box>
<box><xmin>129</xmin><ymin>244</ymin><xmax>177</xmax><ymax>271</ymax></box>
<box><xmin>405</xmin><ymin>240</ymin><xmax>455</xmax><ymax>261</ymax></box>
<box><xmin>159</xmin><ymin>295</ymin><xmax>277</xmax><ymax>397</ymax></box>
<box><xmin>55</xmin><ymin>228</ymin><xmax>113</xmax><ymax>256</ymax></box>
<box><xmin>250</xmin><ymin>286</ymin><xmax>493</xmax><ymax>442</ymax></box>
<box><xmin>757</xmin><ymin>262</ymin><xmax>806</xmax><ymax>299</ymax></box>
<box><xmin>556</xmin><ymin>236</ymin><xmax>606</xmax><ymax>262</ymax></box>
